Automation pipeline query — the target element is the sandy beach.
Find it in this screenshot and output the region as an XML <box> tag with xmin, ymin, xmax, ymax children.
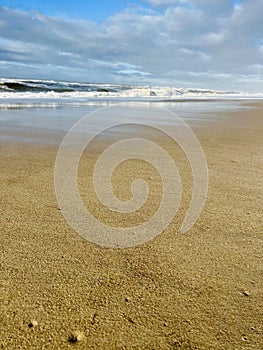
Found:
<box><xmin>1</xmin><ymin>101</ymin><xmax>263</xmax><ymax>349</ymax></box>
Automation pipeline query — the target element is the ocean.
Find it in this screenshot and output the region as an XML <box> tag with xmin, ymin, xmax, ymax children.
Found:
<box><xmin>1</xmin><ymin>78</ymin><xmax>263</xmax><ymax>104</ymax></box>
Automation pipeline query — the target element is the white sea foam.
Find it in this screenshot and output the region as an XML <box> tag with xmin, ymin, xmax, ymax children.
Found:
<box><xmin>1</xmin><ymin>78</ymin><xmax>263</xmax><ymax>103</ymax></box>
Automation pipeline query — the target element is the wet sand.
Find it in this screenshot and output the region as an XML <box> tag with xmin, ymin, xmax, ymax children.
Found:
<box><xmin>1</xmin><ymin>102</ymin><xmax>263</xmax><ymax>349</ymax></box>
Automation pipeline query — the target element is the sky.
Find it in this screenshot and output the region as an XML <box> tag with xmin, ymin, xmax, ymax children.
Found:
<box><xmin>0</xmin><ymin>0</ymin><xmax>263</xmax><ymax>92</ymax></box>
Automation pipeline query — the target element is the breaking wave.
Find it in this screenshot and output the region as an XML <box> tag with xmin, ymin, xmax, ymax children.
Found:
<box><xmin>1</xmin><ymin>78</ymin><xmax>262</xmax><ymax>103</ymax></box>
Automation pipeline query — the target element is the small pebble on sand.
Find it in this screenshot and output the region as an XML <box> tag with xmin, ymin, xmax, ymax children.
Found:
<box><xmin>68</xmin><ymin>331</ymin><xmax>85</xmax><ymax>343</ymax></box>
<box><xmin>242</xmin><ymin>290</ymin><xmax>250</xmax><ymax>297</ymax></box>
<box><xmin>28</xmin><ymin>320</ymin><xmax>38</xmax><ymax>328</ymax></box>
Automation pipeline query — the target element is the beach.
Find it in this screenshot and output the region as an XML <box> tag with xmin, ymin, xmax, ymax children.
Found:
<box><xmin>1</xmin><ymin>101</ymin><xmax>263</xmax><ymax>349</ymax></box>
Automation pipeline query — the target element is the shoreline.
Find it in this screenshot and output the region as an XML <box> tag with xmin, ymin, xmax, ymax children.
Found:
<box><xmin>0</xmin><ymin>97</ymin><xmax>262</xmax><ymax>110</ymax></box>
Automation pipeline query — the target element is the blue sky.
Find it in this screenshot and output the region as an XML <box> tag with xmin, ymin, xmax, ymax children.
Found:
<box><xmin>0</xmin><ymin>0</ymin><xmax>263</xmax><ymax>91</ymax></box>
<box><xmin>0</xmin><ymin>0</ymin><xmax>132</xmax><ymax>21</ymax></box>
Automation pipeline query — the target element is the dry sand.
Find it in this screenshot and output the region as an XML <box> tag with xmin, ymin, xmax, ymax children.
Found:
<box><xmin>1</xmin><ymin>102</ymin><xmax>263</xmax><ymax>349</ymax></box>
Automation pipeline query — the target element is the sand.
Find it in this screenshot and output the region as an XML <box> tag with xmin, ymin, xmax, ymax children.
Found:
<box><xmin>1</xmin><ymin>102</ymin><xmax>263</xmax><ymax>349</ymax></box>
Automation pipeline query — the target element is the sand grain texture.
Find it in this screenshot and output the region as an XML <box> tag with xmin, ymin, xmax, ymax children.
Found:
<box><xmin>1</xmin><ymin>102</ymin><xmax>263</xmax><ymax>349</ymax></box>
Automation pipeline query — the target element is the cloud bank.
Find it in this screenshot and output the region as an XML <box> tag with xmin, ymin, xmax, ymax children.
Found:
<box><xmin>0</xmin><ymin>0</ymin><xmax>263</xmax><ymax>91</ymax></box>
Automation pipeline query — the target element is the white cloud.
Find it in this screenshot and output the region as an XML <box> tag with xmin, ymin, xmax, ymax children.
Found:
<box><xmin>232</xmin><ymin>3</ymin><xmax>243</xmax><ymax>19</ymax></box>
<box><xmin>143</xmin><ymin>0</ymin><xmax>180</xmax><ymax>6</ymax></box>
<box><xmin>179</xmin><ymin>48</ymin><xmax>210</xmax><ymax>61</ymax></box>
<box><xmin>117</xmin><ymin>69</ymin><xmax>151</xmax><ymax>76</ymax></box>
<box><xmin>188</xmin><ymin>71</ymin><xmax>232</xmax><ymax>79</ymax></box>
<box><xmin>203</xmin><ymin>32</ymin><xmax>224</xmax><ymax>45</ymax></box>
